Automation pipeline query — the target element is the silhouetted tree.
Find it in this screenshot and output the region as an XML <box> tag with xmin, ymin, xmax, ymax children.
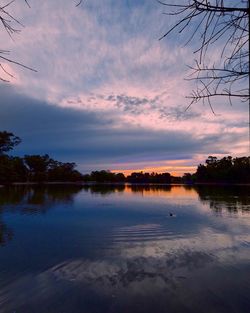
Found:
<box><xmin>0</xmin><ymin>131</ymin><xmax>21</xmax><ymax>154</ymax></box>
<box><xmin>0</xmin><ymin>130</ymin><xmax>84</xmax><ymax>183</ymax></box>
<box><xmin>9</xmin><ymin>156</ymin><xmax>27</xmax><ymax>181</ymax></box>
<box><xmin>0</xmin><ymin>155</ymin><xmax>15</xmax><ymax>183</ymax></box>
<box><xmin>115</xmin><ymin>172</ymin><xmax>126</xmax><ymax>182</ymax></box>
<box><xmin>87</xmin><ymin>170</ymin><xmax>125</xmax><ymax>183</ymax></box>
<box><xmin>195</xmin><ymin>155</ymin><xmax>250</xmax><ymax>183</ymax></box>
<box><xmin>0</xmin><ymin>131</ymin><xmax>25</xmax><ymax>183</ymax></box>
<box><xmin>24</xmin><ymin>154</ymin><xmax>51</xmax><ymax>182</ymax></box>
<box><xmin>127</xmin><ymin>171</ymin><xmax>171</xmax><ymax>184</ymax></box>
<box><xmin>48</xmin><ymin>160</ymin><xmax>83</xmax><ymax>182</ymax></box>
<box><xmin>182</xmin><ymin>173</ymin><xmax>193</xmax><ymax>184</ymax></box>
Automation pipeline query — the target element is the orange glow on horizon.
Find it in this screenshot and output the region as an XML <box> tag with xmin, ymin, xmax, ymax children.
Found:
<box><xmin>112</xmin><ymin>165</ymin><xmax>196</xmax><ymax>177</ymax></box>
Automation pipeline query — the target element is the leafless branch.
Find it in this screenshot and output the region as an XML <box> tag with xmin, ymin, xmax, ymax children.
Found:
<box><xmin>159</xmin><ymin>0</ymin><xmax>249</xmax><ymax>107</ymax></box>
<box><xmin>0</xmin><ymin>0</ymin><xmax>85</xmax><ymax>81</ymax></box>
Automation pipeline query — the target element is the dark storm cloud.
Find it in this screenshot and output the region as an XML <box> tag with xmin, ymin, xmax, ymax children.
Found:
<box><xmin>0</xmin><ymin>86</ymin><xmax>237</xmax><ymax>169</ymax></box>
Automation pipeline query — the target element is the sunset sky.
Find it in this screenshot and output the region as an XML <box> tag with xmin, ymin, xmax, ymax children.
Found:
<box><xmin>0</xmin><ymin>0</ymin><xmax>248</xmax><ymax>175</ymax></box>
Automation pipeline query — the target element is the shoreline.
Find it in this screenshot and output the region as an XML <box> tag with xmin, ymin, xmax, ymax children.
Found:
<box><xmin>1</xmin><ymin>182</ymin><xmax>250</xmax><ymax>187</ymax></box>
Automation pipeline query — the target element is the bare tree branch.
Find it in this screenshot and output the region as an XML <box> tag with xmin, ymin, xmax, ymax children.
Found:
<box><xmin>159</xmin><ymin>0</ymin><xmax>249</xmax><ymax>108</ymax></box>
<box><xmin>0</xmin><ymin>0</ymin><xmax>85</xmax><ymax>81</ymax></box>
<box><xmin>160</xmin><ymin>1</ymin><xmax>249</xmax><ymax>150</ymax></box>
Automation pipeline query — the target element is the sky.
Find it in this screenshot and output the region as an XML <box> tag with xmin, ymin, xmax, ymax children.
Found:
<box><xmin>0</xmin><ymin>0</ymin><xmax>249</xmax><ymax>175</ymax></box>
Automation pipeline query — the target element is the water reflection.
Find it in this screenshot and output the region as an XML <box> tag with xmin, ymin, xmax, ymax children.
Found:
<box><xmin>0</xmin><ymin>184</ymin><xmax>250</xmax><ymax>247</ymax></box>
<box><xmin>0</xmin><ymin>184</ymin><xmax>250</xmax><ymax>313</ymax></box>
<box><xmin>196</xmin><ymin>185</ymin><xmax>250</xmax><ymax>214</ymax></box>
<box><xmin>83</xmin><ymin>184</ymin><xmax>125</xmax><ymax>195</ymax></box>
<box><xmin>82</xmin><ymin>183</ymin><xmax>172</xmax><ymax>195</ymax></box>
<box><xmin>0</xmin><ymin>184</ymin><xmax>83</xmax><ymax>208</ymax></box>
<box><xmin>0</xmin><ymin>220</ymin><xmax>13</xmax><ymax>246</ymax></box>
<box><xmin>0</xmin><ymin>185</ymin><xmax>83</xmax><ymax>245</ymax></box>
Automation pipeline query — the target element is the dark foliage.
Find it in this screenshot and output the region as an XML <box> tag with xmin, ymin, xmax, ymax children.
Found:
<box><xmin>1</xmin><ymin>131</ymin><xmax>249</xmax><ymax>185</ymax></box>
<box><xmin>24</xmin><ymin>154</ymin><xmax>52</xmax><ymax>182</ymax></box>
<box><xmin>83</xmin><ymin>170</ymin><xmax>125</xmax><ymax>183</ymax></box>
<box><xmin>0</xmin><ymin>155</ymin><xmax>27</xmax><ymax>182</ymax></box>
<box><xmin>127</xmin><ymin>172</ymin><xmax>171</xmax><ymax>184</ymax></box>
<box><xmin>193</xmin><ymin>155</ymin><xmax>250</xmax><ymax>183</ymax></box>
<box><xmin>48</xmin><ymin>160</ymin><xmax>83</xmax><ymax>182</ymax></box>
<box><xmin>0</xmin><ymin>131</ymin><xmax>21</xmax><ymax>154</ymax></box>
<box><xmin>0</xmin><ymin>131</ymin><xmax>83</xmax><ymax>183</ymax></box>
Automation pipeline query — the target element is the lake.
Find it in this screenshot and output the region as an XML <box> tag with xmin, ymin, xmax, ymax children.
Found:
<box><xmin>0</xmin><ymin>184</ymin><xmax>250</xmax><ymax>313</ymax></box>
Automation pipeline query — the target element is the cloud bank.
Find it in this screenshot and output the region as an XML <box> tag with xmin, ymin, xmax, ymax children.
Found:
<box><xmin>0</xmin><ymin>0</ymin><xmax>248</xmax><ymax>174</ymax></box>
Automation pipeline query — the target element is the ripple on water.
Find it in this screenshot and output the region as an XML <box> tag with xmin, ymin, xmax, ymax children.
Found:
<box><xmin>112</xmin><ymin>223</ymin><xmax>179</xmax><ymax>243</ymax></box>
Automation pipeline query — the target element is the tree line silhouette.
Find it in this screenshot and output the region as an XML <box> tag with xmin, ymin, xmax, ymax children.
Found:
<box><xmin>82</xmin><ymin>171</ymin><xmax>172</xmax><ymax>184</ymax></box>
<box><xmin>0</xmin><ymin>131</ymin><xmax>82</xmax><ymax>183</ymax></box>
<box><xmin>0</xmin><ymin>131</ymin><xmax>249</xmax><ymax>184</ymax></box>
<box><xmin>187</xmin><ymin>156</ymin><xmax>250</xmax><ymax>184</ymax></box>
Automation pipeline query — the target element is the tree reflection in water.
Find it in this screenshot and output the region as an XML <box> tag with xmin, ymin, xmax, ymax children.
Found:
<box><xmin>195</xmin><ymin>185</ymin><xmax>250</xmax><ymax>214</ymax></box>
<box><xmin>0</xmin><ymin>184</ymin><xmax>250</xmax><ymax>313</ymax></box>
<box><xmin>0</xmin><ymin>185</ymin><xmax>83</xmax><ymax>245</ymax></box>
<box><xmin>0</xmin><ymin>184</ymin><xmax>249</xmax><ymax>246</ymax></box>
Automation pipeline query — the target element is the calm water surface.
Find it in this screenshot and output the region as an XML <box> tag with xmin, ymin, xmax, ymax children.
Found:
<box><xmin>0</xmin><ymin>184</ymin><xmax>250</xmax><ymax>313</ymax></box>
